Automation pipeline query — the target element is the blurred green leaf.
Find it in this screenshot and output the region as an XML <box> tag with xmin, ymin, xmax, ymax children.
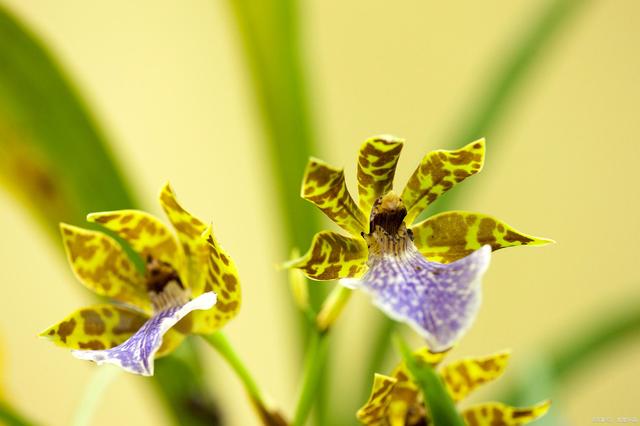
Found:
<box><xmin>224</xmin><ymin>0</ymin><xmax>328</xmax><ymax>422</ymax></box>
<box><xmin>0</xmin><ymin>401</ymin><xmax>34</xmax><ymax>426</ymax></box>
<box><xmin>358</xmin><ymin>0</ymin><xmax>592</xmax><ymax>414</ymax></box>
<box><xmin>0</xmin><ymin>5</ymin><xmax>219</xmax><ymax>425</ymax></box>
<box><xmin>501</xmin><ymin>296</ymin><xmax>640</xmax><ymax>408</ymax></box>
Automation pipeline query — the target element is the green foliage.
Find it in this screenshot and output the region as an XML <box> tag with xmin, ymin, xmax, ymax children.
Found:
<box><xmin>0</xmin><ymin>5</ymin><xmax>218</xmax><ymax>425</ymax></box>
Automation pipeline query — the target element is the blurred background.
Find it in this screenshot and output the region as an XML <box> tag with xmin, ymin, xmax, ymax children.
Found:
<box><xmin>0</xmin><ymin>0</ymin><xmax>638</xmax><ymax>425</ymax></box>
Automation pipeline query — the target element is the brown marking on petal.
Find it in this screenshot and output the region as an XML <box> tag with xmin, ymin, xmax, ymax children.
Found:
<box><xmin>512</xmin><ymin>409</ymin><xmax>533</xmax><ymax>418</ymax></box>
<box><xmin>48</xmin><ymin>329</ymin><xmax>55</xmax><ymax>336</ymax></box>
<box><xmin>216</xmin><ymin>301</ymin><xmax>238</xmax><ymax>313</ymax></box>
<box><xmin>66</xmin><ymin>233</ymin><xmax>97</xmax><ymax>262</ymax></box>
<box><xmin>465</xmin><ymin>410</ymin><xmax>479</xmax><ymax>426</ymax></box>
<box><xmin>119</xmin><ymin>214</ymin><xmax>134</xmax><ymax>225</ymax></box>
<box><xmin>173</xmin><ymin>221</ymin><xmax>199</xmax><ymax>238</ymax></box>
<box><xmin>222</xmin><ymin>273</ymin><xmax>238</xmax><ymax>292</ymax></box>
<box><xmin>477</xmin><ymin>217</ymin><xmax>498</xmax><ymax>248</ymax></box>
<box><xmin>92</xmin><ymin>214</ymin><xmax>118</xmax><ymax>224</ymax></box>
<box><xmin>102</xmin><ymin>308</ymin><xmax>113</xmax><ymax>318</ymax></box>
<box><xmin>220</xmin><ymin>253</ymin><xmax>229</xmax><ymax>266</ymax></box>
<box><xmin>370</xmin><ymin>379</ymin><xmax>395</xmax><ymax>400</ymax></box>
<box><xmin>113</xmin><ymin>312</ymin><xmax>146</xmax><ymax>335</ymax></box>
<box><xmin>81</xmin><ymin>310</ymin><xmax>106</xmax><ymax>335</ymax></box>
<box><xmin>120</xmin><ymin>258</ymin><xmax>131</xmax><ymax>271</ymax></box>
<box><xmin>160</xmin><ymin>190</ymin><xmax>181</xmax><ymax>211</ymax></box>
<box><xmin>78</xmin><ymin>340</ymin><xmax>106</xmax><ymax>350</ymax></box>
<box><xmin>57</xmin><ymin>318</ymin><xmax>77</xmax><ymax>343</ymax></box>
<box><xmin>504</xmin><ymin>230</ymin><xmax>534</xmax><ymax>244</ymax></box>
<box><xmin>317</xmin><ymin>264</ymin><xmax>342</xmax><ymax>280</ymax></box>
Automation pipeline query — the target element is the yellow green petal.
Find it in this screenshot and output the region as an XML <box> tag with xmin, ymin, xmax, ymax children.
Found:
<box><xmin>401</xmin><ymin>139</ymin><xmax>485</xmax><ymax>223</ymax></box>
<box><xmin>356</xmin><ymin>373</ymin><xmax>397</xmax><ymax>425</ymax></box>
<box><xmin>60</xmin><ymin>224</ymin><xmax>151</xmax><ymax>311</ymax></box>
<box><xmin>40</xmin><ymin>304</ymin><xmax>148</xmax><ymax>350</ymax></box>
<box><xmin>87</xmin><ymin>209</ymin><xmax>180</xmax><ymax>268</ymax></box>
<box><xmin>187</xmin><ymin>228</ymin><xmax>241</xmax><ymax>334</ymax></box>
<box><xmin>411</xmin><ymin>211</ymin><xmax>554</xmax><ymax>263</ymax></box>
<box><xmin>158</xmin><ymin>182</ymin><xmax>209</xmax><ymax>291</ymax></box>
<box><xmin>357</xmin><ymin>135</ymin><xmax>404</xmax><ymax>215</ymax></box>
<box><xmin>440</xmin><ymin>350</ymin><xmax>510</xmax><ymax>402</ymax></box>
<box><xmin>40</xmin><ymin>303</ymin><xmax>184</xmax><ymax>358</ymax></box>
<box><xmin>284</xmin><ymin>231</ymin><xmax>368</xmax><ymax>280</ymax></box>
<box><xmin>301</xmin><ymin>158</ymin><xmax>367</xmax><ymax>235</ymax></box>
<box><xmin>462</xmin><ymin>400</ymin><xmax>551</xmax><ymax>425</ymax></box>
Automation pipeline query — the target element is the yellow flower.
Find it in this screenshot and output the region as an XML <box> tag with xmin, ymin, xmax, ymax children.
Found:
<box><xmin>358</xmin><ymin>348</ymin><xmax>550</xmax><ymax>426</ymax></box>
<box><xmin>40</xmin><ymin>183</ymin><xmax>241</xmax><ymax>375</ymax></box>
<box><xmin>286</xmin><ymin>136</ymin><xmax>552</xmax><ymax>350</ymax></box>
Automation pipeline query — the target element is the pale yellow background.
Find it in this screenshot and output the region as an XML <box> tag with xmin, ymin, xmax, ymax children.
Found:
<box><xmin>0</xmin><ymin>1</ymin><xmax>639</xmax><ymax>425</ymax></box>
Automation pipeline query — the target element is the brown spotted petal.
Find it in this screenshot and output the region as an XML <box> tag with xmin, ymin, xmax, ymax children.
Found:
<box><xmin>186</xmin><ymin>227</ymin><xmax>242</xmax><ymax>334</ymax></box>
<box><xmin>87</xmin><ymin>209</ymin><xmax>182</xmax><ymax>268</ymax></box>
<box><xmin>301</xmin><ymin>158</ymin><xmax>368</xmax><ymax>235</ymax></box>
<box><xmin>401</xmin><ymin>139</ymin><xmax>485</xmax><ymax>224</ymax></box>
<box><xmin>71</xmin><ymin>292</ymin><xmax>216</xmax><ymax>376</ymax></box>
<box><xmin>440</xmin><ymin>350</ymin><xmax>510</xmax><ymax>402</ymax></box>
<box><xmin>461</xmin><ymin>400</ymin><xmax>551</xmax><ymax>425</ymax></box>
<box><xmin>357</xmin><ymin>135</ymin><xmax>404</xmax><ymax>215</ymax></box>
<box><xmin>410</xmin><ymin>211</ymin><xmax>554</xmax><ymax>264</ymax></box>
<box><xmin>60</xmin><ymin>224</ymin><xmax>151</xmax><ymax>312</ymax></box>
<box><xmin>284</xmin><ymin>231</ymin><xmax>368</xmax><ymax>281</ymax></box>
<box><xmin>40</xmin><ymin>304</ymin><xmax>149</xmax><ymax>351</ymax></box>
<box><xmin>356</xmin><ymin>373</ymin><xmax>398</xmax><ymax>425</ymax></box>
<box><xmin>158</xmin><ymin>182</ymin><xmax>210</xmax><ymax>290</ymax></box>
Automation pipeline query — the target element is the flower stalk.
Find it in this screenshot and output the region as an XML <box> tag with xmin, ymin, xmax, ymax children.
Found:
<box><xmin>202</xmin><ymin>332</ymin><xmax>276</xmax><ymax>424</ymax></box>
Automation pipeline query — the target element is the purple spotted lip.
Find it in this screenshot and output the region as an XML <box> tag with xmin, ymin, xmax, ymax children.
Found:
<box><xmin>346</xmin><ymin>192</ymin><xmax>491</xmax><ymax>351</ymax></box>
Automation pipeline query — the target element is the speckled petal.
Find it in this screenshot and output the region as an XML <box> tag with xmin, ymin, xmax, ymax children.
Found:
<box><xmin>441</xmin><ymin>351</ymin><xmax>510</xmax><ymax>402</ymax></box>
<box><xmin>356</xmin><ymin>245</ymin><xmax>491</xmax><ymax>351</ymax></box>
<box><xmin>301</xmin><ymin>158</ymin><xmax>368</xmax><ymax>235</ymax></box>
<box><xmin>40</xmin><ymin>304</ymin><xmax>147</xmax><ymax>351</ymax></box>
<box><xmin>357</xmin><ymin>135</ymin><xmax>404</xmax><ymax>215</ymax></box>
<box><xmin>87</xmin><ymin>209</ymin><xmax>181</xmax><ymax>267</ymax></box>
<box><xmin>187</xmin><ymin>228</ymin><xmax>242</xmax><ymax>334</ymax></box>
<box><xmin>158</xmin><ymin>183</ymin><xmax>209</xmax><ymax>293</ymax></box>
<box><xmin>284</xmin><ymin>231</ymin><xmax>368</xmax><ymax>280</ymax></box>
<box><xmin>411</xmin><ymin>211</ymin><xmax>554</xmax><ymax>263</ymax></box>
<box><xmin>462</xmin><ymin>401</ymin><xmax>551</xmax><ymax>425</ymax></box>
<box><xmin>59</xmin><ymin>224</ymin><xmax>151</xmax><ymax>311</ymax></box>
<box><xmin>401</xmin><ymin>139</ymin><xmax>485</xmax><ymax>223</ymax></box>
<box><xmin>72</xmin><ymin>292</ymin><xmax>216</xmax><ymax>376</ymax></box>
<box><xmin>356</xmin><ymin>373</ymin><xmax>397</xmax><ymax>425</ymax></box>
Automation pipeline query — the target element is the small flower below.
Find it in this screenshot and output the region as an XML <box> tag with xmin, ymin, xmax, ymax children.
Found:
<box><xmin>40</xmin><ymin>183</ymin><xmax>242</xmax><ymax>376</ymax></box>
<box><xmin>358</xmin><ymin>347</ymin><xmax>551</xmax><ymax>426</ymax></box>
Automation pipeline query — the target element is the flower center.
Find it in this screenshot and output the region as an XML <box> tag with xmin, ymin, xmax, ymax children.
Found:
<box><xmin>363</xmin><ymin>191</ymin><xmax>414</xmax><ymax>257</ymax></box>
<box><xmin>145</xmin><ymin>257</ymin><xmax>189</xmax><ymax>311</ymax></box>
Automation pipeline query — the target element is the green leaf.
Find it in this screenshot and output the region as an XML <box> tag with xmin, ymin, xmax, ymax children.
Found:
<box><xmin>395</xmin><ymin>335</ymin><xmax>465</xmax><ymax>426</ymax></box>
<box><xmin>225</xmin><ymin>0</ymin><xmax>328</xmax><ymax>422</ymax></box>
<box><xmin>0</xmin><ymin>5</ymin><xmax>219</xmax><ymax>425</ymax></box>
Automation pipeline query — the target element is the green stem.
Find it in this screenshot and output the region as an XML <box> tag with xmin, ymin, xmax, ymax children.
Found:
<box><xmin>72</xmin><ymin>366</ymin><xmax>120</xmax><ymax>426</ymax></box>
<box><xmin>395</xmin><ymin>335</ymin><xmax>465</xmax><ymax>426</ymax></box>
<box><xmin>202</xmin><ymin>332</ymin><xmax>265</xmax><ymax>409</ymax></box>
<box><xmin>292</xmin><ymin>331</ymin><xmax>330</xmax><ymax>426</ymax></box>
